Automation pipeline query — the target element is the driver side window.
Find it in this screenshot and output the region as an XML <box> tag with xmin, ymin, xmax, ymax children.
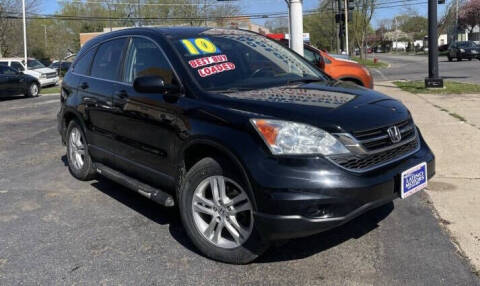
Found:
<box><xmin>122</xmin><ymin>37</ymin><xmax>175</xmax><ymax>84</ymax></box>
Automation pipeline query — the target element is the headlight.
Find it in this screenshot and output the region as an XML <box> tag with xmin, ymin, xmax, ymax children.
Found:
<box><xmin>40</xmin><ymin>74</ymin><xmax>46</xmax><ymax>79</ymax></box>
<box><xmin>460</xmin><ymin>48</ymin><xmax>465</xmax><ymax>52</ymax></box>
<box><xmin>250</xmin><ymin>119</ymin><xmax>350</xmax><ymax>155</ymax></box>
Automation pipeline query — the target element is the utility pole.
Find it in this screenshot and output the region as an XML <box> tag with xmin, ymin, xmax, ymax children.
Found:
<box><xmin>344</xmin><ymin>0</ymin><xmax>349</xmax><ymax>55</ymax></box>
<box><xmin>455</xmin><ymin>0</ymin><xmax>459</xmax><ymax>42</ymax></box>
<box><xmin>337</xmin><ymin>0</ymin><xmax>344</xmax><ymax>53</ymax></box>
<box><xmin>425</xmin><ymin>0</ymin><xmax>443</xmax><ymax>88</ymax></box>
<box><xmin>22</xmin><ymin>0</ymin><xmax>28</xmax><ymax>71</ymax></box>
<box><xmin>43</xmin><ymin>25</ymin><xmax>47</xmax><ymax>51</ymax></box>
<box><xmin>285</xmin><ymin>0</ymin><xmax>304</xmax><ymax>56</ymax></box>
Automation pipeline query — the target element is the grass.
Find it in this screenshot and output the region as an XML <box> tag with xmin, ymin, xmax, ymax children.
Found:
<box><xmin>40</xmin><ymin>85</ymin><xmax>61</xmax><ymax>94</ymax></box>
<box><xmin>394</xmin><ymin>80</ymin><xmax>480</xmax><ymax>94</ymax></box>
<box><xmin>351</xmin><ymin>56</ymin><xmax>388</xmax><ymax>68</ymax></box>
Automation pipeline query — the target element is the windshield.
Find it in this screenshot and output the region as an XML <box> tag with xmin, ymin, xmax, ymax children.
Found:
<box><xmin>171</xmin><ymin>31</ymin><xmax>326</xmax><ymax>92</ymax></box>
<box><xmin>27</xmin><ymin>59</ymin><xmax>46</xmax><ymax>69</ymax></box>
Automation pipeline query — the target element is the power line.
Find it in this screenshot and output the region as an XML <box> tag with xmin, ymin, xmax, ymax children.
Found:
<box><xmin>2</xmin><ymin>0</ymin><xmax>430</xmax><ymax>23</ymax></box>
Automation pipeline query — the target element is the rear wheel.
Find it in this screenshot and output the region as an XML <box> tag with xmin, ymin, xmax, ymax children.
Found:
<box><xmin>66</xmin><ymin>120</ymin><xmax>96</xmax><ymax>181</ymax></box>
<box><xmin>178</xmin><ymin>157</ymin><xmax>268</xmax><ymax>264</ymax></box>
<box><xmin>26</xmin><ymin>82</ymin><xmax>39</xmax><ymax>97</ymax></box>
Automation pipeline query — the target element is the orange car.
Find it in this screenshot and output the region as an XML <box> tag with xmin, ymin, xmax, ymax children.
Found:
<box><xmin>274</xmin><ymin>38</ymin><xmax>373</xmax><ymax>88</ymax></box>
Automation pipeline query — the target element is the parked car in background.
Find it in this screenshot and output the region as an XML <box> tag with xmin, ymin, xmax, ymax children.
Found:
<box><xmin>447</xmin><ymin>41</ymin><xmax>480</xmax><ymax>61</ymax></box>
<box><xmin>273</xmin><ymin>39</ymin><xmax>373</xmax><ymax>88</ymax></box>
<box><xmin>0</xmin><ymin>58</ymin><xmax>59</xmax><ymax>87</ymax></box>
<box><xmin>0</xmin><ymin>65</ymin><xmax>40</xmax><ymax>98</ymax></box>
<box><xmin>58</xmin><ymin>27</ymin><xmax>435</xmax><ymax>263</ymax></box>
<box><xmin>49</xmin><ymin>61</ymin><xmax>72</xmax><ymax>75</ymax></box>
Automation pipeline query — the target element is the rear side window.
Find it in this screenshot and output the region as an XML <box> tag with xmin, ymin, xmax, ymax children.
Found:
<box><xmin>11</xmin><ymin>62</ymin><xmax>24</xmax><ymax>71</ymax></box>
<box><xmin>0</xmin><ymin>66</ymin><xmax>17</xmax><ymax>75</ymax></box>
<box><xmin>122</xmin><ymin>37</ymin><xmax>175</xmax><ymax>84</ymax></box>
<box><xmin>91</xmin><ymin>38</ymin><xmax>126</xmax><ymax>80</ymax></box>
<box><xmin>74</xmin><ymin>48</ymin><xmax>96</xmax><ymax>75</ymax></box>
<box><xmin>0</xmin><ymin>61</ymin><xmax>8</xmax><ymax>66</ymax></box>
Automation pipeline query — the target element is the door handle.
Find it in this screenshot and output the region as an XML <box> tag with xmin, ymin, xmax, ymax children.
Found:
<box><xmin>114</xmin><ymin>90</ymin><xmax>128</xmax><ymax>99</ymax></box>
<box><xmin>80</xmin><ymin>82</ymin><xmax>89</xmax><ymax>89</ymax></box>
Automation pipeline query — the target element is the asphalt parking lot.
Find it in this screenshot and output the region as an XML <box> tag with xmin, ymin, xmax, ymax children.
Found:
<box><xmin>1</xmin><ymin>94</ymin><xmax>479</xmax><ymax>285</ymax></box>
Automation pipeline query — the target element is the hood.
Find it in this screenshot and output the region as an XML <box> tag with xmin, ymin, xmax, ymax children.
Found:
<box><xmin>208</xmin><ymin>81</ymin><xmax>410</xmax><ymax>133</ymax></box>
<box><xmin>31</xmin><ymin>67</ymin><xmax>56</xmax><ymax>74</ymax></box>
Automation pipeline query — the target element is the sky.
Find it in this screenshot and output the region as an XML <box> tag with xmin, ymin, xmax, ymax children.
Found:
<box><xmin>40</xmin><ymin>0</ymin><xmax>450</xmax><ymax>28</ymax></box>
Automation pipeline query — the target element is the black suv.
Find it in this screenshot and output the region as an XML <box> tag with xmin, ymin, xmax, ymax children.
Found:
<box><xmin>57</xmin><ymin>27</ymin><xmax>435</xmax><ymax>264</ymax></box>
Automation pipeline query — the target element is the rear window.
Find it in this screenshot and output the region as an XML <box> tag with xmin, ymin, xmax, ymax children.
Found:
<box><xmin>90</xmin><ymin>38</ymin><xmax>126</xmax><ymax>80</ymax></box>
<box><xmin>74</xmin><ymin>48</ymin><xmax>96</xmax><ymax>75</ymax></box>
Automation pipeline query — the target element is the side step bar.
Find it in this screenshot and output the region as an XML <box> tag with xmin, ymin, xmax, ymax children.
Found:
<box><xmin>95</xmin><ymin>163</ymin><xmax>175</xmax><ymax>207</ymax></box>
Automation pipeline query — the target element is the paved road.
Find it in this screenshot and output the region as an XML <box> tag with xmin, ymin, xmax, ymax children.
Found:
<box><xmin>370</xmin><ymin>54</ymin><xmax>480</xmax><ymax>84</ymax></box>
<box><xmin>0</xmin><ymin>94</ymin><xmax>479</xmax><ymax>285</ymax></box>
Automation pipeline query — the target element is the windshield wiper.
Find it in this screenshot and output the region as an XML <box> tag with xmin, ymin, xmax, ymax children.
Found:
<box><xmin>213</xmin><ymin>87</ymin><xmax>255</xmax><ymax>93</ymax></box>
<box><xmin>286</xmin><ymin>78</ymin><xmax>323</xmax><ymax>85</ymax></box>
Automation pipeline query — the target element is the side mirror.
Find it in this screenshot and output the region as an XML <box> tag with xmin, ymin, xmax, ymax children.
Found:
<box><xmin>133</xmin><ymin>75</ymin><xmax>180</xmax><ymax>94</ymax></box>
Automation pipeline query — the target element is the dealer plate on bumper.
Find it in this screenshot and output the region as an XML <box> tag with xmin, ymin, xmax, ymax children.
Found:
<box><xmin>401</xmin><ymin>162</ymin><xmax>427</xmax><ymax>199</ymax></box>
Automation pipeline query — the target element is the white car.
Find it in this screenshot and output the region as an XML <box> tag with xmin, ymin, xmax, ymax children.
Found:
<box><xmin>0</xmin><ymin>58</ymin><xmax>59</xmax><ymax>87</ymax></box>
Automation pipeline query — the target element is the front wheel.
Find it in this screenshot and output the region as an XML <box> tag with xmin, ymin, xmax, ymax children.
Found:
<box><xmin>26</xmin><ymin>82</ymin><xmax>39</xmax><ymax>97</ymax></box>
<box><xmin>178</xmin><ymin>157</ymin><xmax>268</xmax><ymax>264</ymax></box>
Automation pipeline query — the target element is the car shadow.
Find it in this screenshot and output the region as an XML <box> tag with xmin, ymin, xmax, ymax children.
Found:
<box><xmin>256</xmin><ymin>202</ymin><xmax>394</xmax><ymax>263</ymax></box>
<box><xmin>86</xmin><ymin>172</ymin><xmax>201</xmax><ymax>255</ymax></box>
<box><xmin>0</xmin><ymin>95</ymin><xmax>26</xmax><ymax>102</ymax></box>
<box><xmin>85</xmin><ymin>170</ymin><xmax>394</xmax><ymax>263</ymax></box>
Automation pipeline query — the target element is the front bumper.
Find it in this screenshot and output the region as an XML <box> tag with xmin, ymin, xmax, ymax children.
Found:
<box><xmin>246</xmin><ymin>133</ymin><xmax>435</xmax><ymax>240</ymax></box>
<box><xmin>39</xmin><ymin>77</ymin><xmax>59</xmax><ymax>87</ymax></box>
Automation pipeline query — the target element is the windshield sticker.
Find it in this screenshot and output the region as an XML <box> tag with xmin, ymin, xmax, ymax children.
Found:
<box><xmin>188</xmin><ymin>54</ymin><xmax>228</xmax><ymax>68</ymax></box>
<box><xmin>198</xmin><ymin>62</ymin><xmax>236</xmax><ymax>77</ymax></box>
<box><xmin>181</xmin><ymin>38</ymin><xmax>221</xmax><ymax>55</ymax></box>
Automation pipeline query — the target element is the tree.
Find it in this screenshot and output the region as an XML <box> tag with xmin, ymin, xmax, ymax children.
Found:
<box><xmin>265</xmin><ymin>18</ymin><xmax>289</xmax><ymax>34</ymax></box>
<box><xmin>351</xmin><ymin>0</ymin><xmax>376</xmax><ymax>59</ymax></box>
<box><xmin>458</xmin><ymin>0</ymin><xmax>480</xmax><ymax>33</ymax></box>
<box><xmin>0</xmin><ymin>0</ymin><xmax>40</xmax><ymax>57</ymax></box>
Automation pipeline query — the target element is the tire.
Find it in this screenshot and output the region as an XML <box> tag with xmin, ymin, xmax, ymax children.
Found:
<box><xmin>457</xmin><ymin>57</ymin><xmax>462</xmax><ymax>61</ymax></box>
<box><xmin>468</xmin><ymin>58</ymin><xmax>472</xmax><ymax>61</ymax></box>
<box><xmin>26</xmin><ymin>82</ymin><xmax>40</xmax><ymax>97</ymax></box>
<box><xmin>178</xmin><ymin>157</ymin><xmax>268</xmax><ymax>264</ymax></box>
<box><xmin>66</xmin><ymin>120</ymin><xmax>96</xmax><ymax>181</ymax></box>
<box><xmin>447</xmin><ymin>56</ymin><xmax>452</xmax><ymax>62</ymax></box>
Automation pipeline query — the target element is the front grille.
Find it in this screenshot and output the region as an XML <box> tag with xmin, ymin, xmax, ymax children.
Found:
<box><xmin>329</xmin><ymin>139</ymin><xmax>419</xmax><ymax>171</ymax></box>
<box><xmin>352</xmin><ymin>119</ymin><xmax>415</xmax><ymax>151</ymax></box>
<box><xmin>46</xmin><ymin>72</ymin><xmax>57</xmax><ymax>79</ymax></box>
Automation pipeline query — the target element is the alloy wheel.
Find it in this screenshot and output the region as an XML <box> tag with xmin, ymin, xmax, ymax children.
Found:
<box><xmin>69</xmin><ymin>128</ymin><xmax>86</xmax><ymax>170</ymax></box>
<box><xmin>191</xmin><ymin>176</ymin><xmax>254</xmax><ymax>249</ymax></box>
<box><xmin>30</xmin><ymin>84</ymin><xmax>39</xmax><ymax>97</ymax></box>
